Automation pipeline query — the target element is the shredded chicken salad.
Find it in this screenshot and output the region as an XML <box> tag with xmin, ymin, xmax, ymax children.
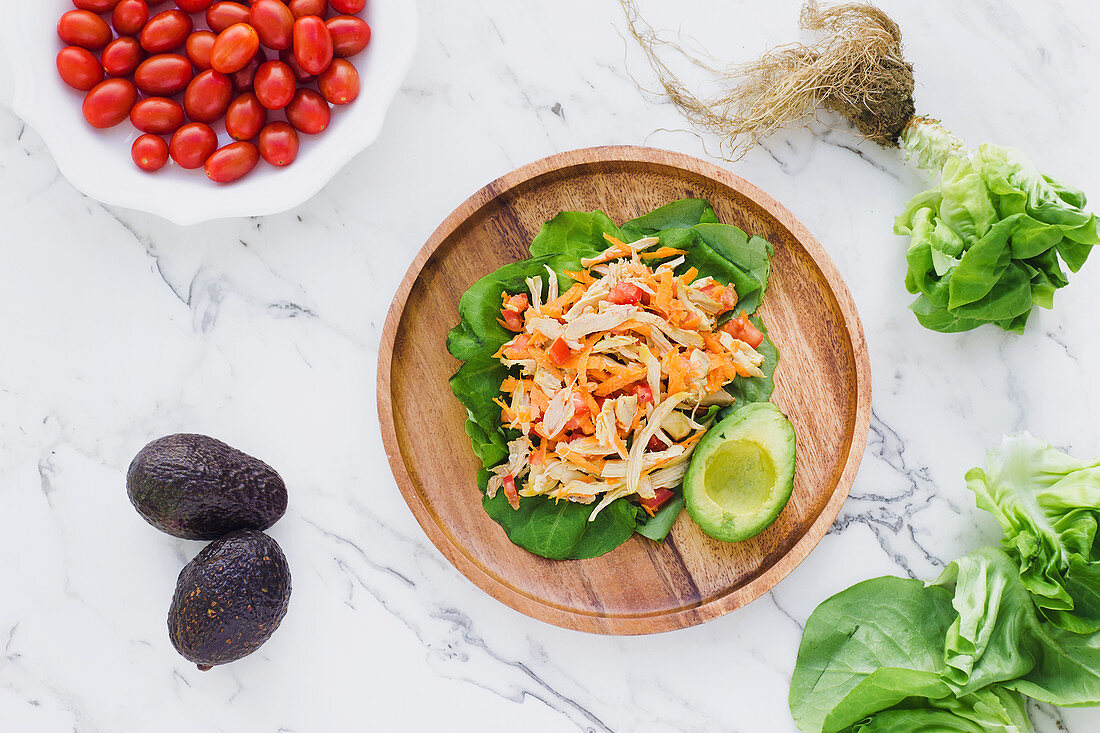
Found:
<box><xmin>486</xmin><ymin>233</ymin><xmax>768</xmax><ymax>521</ymax></box>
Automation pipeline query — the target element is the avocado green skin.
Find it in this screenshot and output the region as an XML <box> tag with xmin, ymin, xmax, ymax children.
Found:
<box><xmin>684</xmin><ymin>402</ymin><xmax>796</xmax><ymax>542</ymax></box>
<box><xmin>127</xmin><ymin>434</ymin><xmax>288</xmax><ymax>540</ymax></box>
<box><xmin>168</xmin><ymin>530</ymin><xmax>291</xmax><ymax>670</ymax></box>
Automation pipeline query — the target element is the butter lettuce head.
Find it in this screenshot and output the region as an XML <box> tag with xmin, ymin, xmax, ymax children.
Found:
<box><xmin>445</xmin><ymin>199</ymin><xmax>777</xmax><ymax>559</ymax></box>
<box><xmin>895</xmin><ymin>127</ymin><xmax>1099</xmax><ymax>334</ymax></box>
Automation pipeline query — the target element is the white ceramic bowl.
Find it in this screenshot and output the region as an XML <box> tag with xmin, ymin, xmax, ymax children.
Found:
<box><xmin>2</xmin><ymin>1</ymin><xmax>417</xmax><ymax>224</ymax></box>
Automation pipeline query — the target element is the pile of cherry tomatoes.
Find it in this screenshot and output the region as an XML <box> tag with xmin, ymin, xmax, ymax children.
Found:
<box><xmin>55</xmin><ymin>0</ymin><xmax>372</xmax><ymax>183</ymax></box>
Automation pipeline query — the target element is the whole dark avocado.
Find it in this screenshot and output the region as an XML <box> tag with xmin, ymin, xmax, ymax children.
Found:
<box><xmin>127</xmin><ymin>433</ymin><xmax>287</xmax><ymax>540</ymax></box>
<box><xmin>168</xmin><ymin>529</ymin><xmax>291</xmax><ymax>670</ymax></box>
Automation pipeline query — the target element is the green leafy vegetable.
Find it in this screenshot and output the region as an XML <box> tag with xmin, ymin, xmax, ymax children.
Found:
<box><xmin>896</xmin><ymin>118</ymin><xmax>1099</xmax><ymax>334</ymax></box>
<box><xmin>789</xmin><ymin>434</ymin><xmax>1100</xmax><ymax>732</ymax></box>
<box><xmin>966</xmin><ymin>433</ymin><xmax>1100</xmax><ymax>633</ymax></box>
<box><xmin>446</xmin><ymin>199</ymin><xmax>778</xmax><ymax>559</ymax></box>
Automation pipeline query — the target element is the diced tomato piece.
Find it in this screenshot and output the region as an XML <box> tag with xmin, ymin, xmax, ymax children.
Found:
<box><xmin>721</xmin><ymin>288</ymin><xmax>739</xmax><ymax>312</ymax></box>
<box><xmin>638</xmin><ymin>488</ymin><xmax>674</xmax><ymax>515</ymax></box>
<box><xmin>632</xmin><ymin>382</ymin><xmax>654</xmax><ymax>405</ymax></box>
<box><xmin>647</xmin><ymin>434</ymin><xmax>669</xmax><ymax>452</ymax></box>
<box><xmin>504</xmin><ymin>293</ymin><xmax>529</xmax><ymax>312</ymax></box>
<box><xmin>502</xmin><ymin>334</ymin><xmax>530</xmax><ymax>358</ymax></box>
<box><xmin>571</xmin><ymin>390</ymin><xmax>590</xmax><ymax>416</ymax></box>
<box><xmin>502</xmin><ymin>475</ymin><xmax>520</xmax><ymax>510</ymax></box>
<box><xmin>501</xmin><ymin>308</ymin><xmax>524</xmax><ymax>331</ymax></box>
<box><xmin>548</xmin><ymin>336</ymin><xmax>574</xmax><ymax>366</ymax></box>
<box><xmin>607</xmin><ymin>282</ymin><xmax>648</xmax><ymax>305</ymax></box>
<box><xmin>721</xmin><ymin>314</ymin><xmax>744</xmax><ymax>339</ymax></box>
<box><xmin>740</xmin><ymin>319</ymin><xmax>765</xmax><ymax>349</ymax></box>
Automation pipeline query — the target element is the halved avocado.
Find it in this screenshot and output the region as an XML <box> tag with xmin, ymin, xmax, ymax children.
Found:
<box><xmin>684</xmin><ymin>402</ymin><xmax>796</xmax><ymax>542</ymax></box>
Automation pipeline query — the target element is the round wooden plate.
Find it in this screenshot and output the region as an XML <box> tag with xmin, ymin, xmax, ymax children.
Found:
<box><xmin>378</xmin><ymin>146</ymin><xmax>871</xmax><ymax>634</ymax></box>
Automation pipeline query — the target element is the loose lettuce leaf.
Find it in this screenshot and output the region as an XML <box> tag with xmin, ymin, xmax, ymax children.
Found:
<box><xmin>446</xmin><ymin>200</ymin><xmax>777</xmax><ymax>559</ymax></box>
<box><xmin>846</xmin><ymin>686</ymin><xmax>1030</xmax><ymax>733</ymax></box>
<box><xmin>965</xmin><ymin>433</ymin><xmax>1100</xmax><ymax>633</ymax></box>
<box><xmin>896</xmin><ymin>135</ymin><xmax>1099</xmax><ymax>334</ymax></box>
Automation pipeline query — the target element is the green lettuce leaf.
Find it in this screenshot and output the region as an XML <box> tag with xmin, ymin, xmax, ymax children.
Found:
<box><xmin>896</xmin><ymin>121</ymin><xmax>1099</xmax><ymax>334</ymax></box>
<box><xmin>845</xmin><ymin>686</ymin><xmax>1030</xmax><ymax>733</ymax></box>
<box><xmin>965</xmin><ymin>433</ymin><xmax>1100</xmax><ymax>633</ymax></box>
<box><xmin>446</xmin><ymin>199</ymin><xmax>777</xmax><ymax>559</ymax></box>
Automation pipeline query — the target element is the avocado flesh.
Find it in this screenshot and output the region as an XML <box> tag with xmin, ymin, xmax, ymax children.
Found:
<box><xmin>685</xmin><ymin>402</ymin><xmax>796</xmax><ymax>542</ymax></box>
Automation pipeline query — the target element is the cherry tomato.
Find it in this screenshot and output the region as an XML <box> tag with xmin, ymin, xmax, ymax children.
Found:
<box><xmin>56</xmin><ymin>46</ymin><xmax>104</xmax><ymax>91</ymax></box>
<box><xmin>253</xmin><ymin>60</ymin><xmax>295</xmax><ymax>109</ymax></box>
<box><xmin>57</xmin><ymin>10</ymin><xmax>113</xmax><ymax>51</ymax></box>
<box><xmin>206</xmin><ymin>2</ymin><xmax>251</xmax><ymax>34</ymax></box>
<box><xmin>279</xmin><ymin>47</ymin><xmax>313</xmax><ymax>82</ymax></box>
<box><xmin>101</xmin><ymin>37</ymin><xmax>144</xmax><ymax>77</ymax></box>
<box><xmin>185</xmin><ymin>31</ymin><xmax>217</xmax><ymax>70</ymax></box>
<box><xmin>74</xmin><ymin>0</ymin><xmax>120</xmax><ymax>13</ymax></box>
<box><xmin>205</xmin><ymin>141</ymin><xmax>260</xmax><ymax>183</ymax></box>
<box><xmin>250</xmin><ymin>0</ymin><xmax>294</xmax><ymax>50</ymax></box>
<box><xmin>183</xmin><ymin>69</ymin><xmax>233</xmax><ymax>122</ymax></box>
<box><xmin>112</xmin><ymin>0</ymin><xmax>148</xmax><ymax>36</ymax></box>
<box><xmin>169</xmin><ymin>122</ymin><xmax>218</xmax><ymax>169</ymax></box>
<box><xmin>134</xmin><ymin>53</ymin><xmax>194</xmax><ymax>96</ymax></box>
<box><xmin>224</xmin><ymin>92</ymin><xmax>267</xmax><ymax>140</ymax></box>
<box><xmin>288</xmin><ymin>0</ymin><xmax>326</xmax><ymax>19</ymax></box>
<box><xmin>328</xmin><ymin>0</ymin><xmax>364</xmax><ymax>13</ymax></box>
<box><xmin>132</xmin><ymin>133</ymin><xmax>169</xmax><ymax>172</ymax></box>
<box><xmin>292</xmin><ymin>16</ymin><xmax>332</xmax><ymax>76</ymax></box>
<box><xmin>318</xmin><ymin>57</ymin><xmax>357</xmax><ymax>105</ymax></box>
<box><xmin>176</xmin><ymin>0</ymin><xmax>215</xmax><ymax>12</ymax></box>
<box><xmin>230</xmin><ymin>48</ymin><xmax>266</xmax><ymax>90</ymax></box>
<box><xmin>257</xmin><ymin>121</ymin><xmax>299</xmax><ymax>166</ymax></box>
<box><xmin>82</xmin><ymin>78</ymin><xmax>138</xmax><ymax>128</ymax></box>
<box><xmin>130</xmin><ymin>97</ymin><xmax>185</xmax><ymax>134</ymax></box>
<box><xmin>211</xmin><ymin>23</ymin><xmax>260</xmax><ymax>74</ymax></box>
<box><xmin>285</xmin><ymin>87</ymin><xmax>329</xmax><ymax>134</ymax></box>
<box><xmin>140</xmin><ymin>10</ymin><xmax>193</xmax><ymax>53</ymax></box>
<box><xmin>326</xmin><ymin>16</ymin><xmax>370</xmax><ymax>57</ymax></box>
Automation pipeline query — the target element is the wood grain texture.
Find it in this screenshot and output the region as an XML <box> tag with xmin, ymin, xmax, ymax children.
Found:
<box><xmin>377</xmin><ymin>146</ymin><xmax>872</xmax><ymax>634</ymax></box>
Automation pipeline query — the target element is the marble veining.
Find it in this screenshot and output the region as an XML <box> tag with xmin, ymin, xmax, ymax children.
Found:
<box><xmin>2</xmin><ymin>0</ymin><xmax>1100</xmax><ymax>730</ymax></box>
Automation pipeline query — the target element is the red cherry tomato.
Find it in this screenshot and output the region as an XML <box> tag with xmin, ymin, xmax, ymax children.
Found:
<box><xmin>225</xmin><ymin>93</ymin><xmax>267</xmax><ymax>140</ymax></box>
<box><xmin>176</xmin><ymin>0</ymin><xmax>215</xmax><ymax>12</ymax></box>
<box><xmin>183</xmin><ymin>69</ymin><xmax>233</xmax><ymax>122</ymax></box>
<box><xmin>112</xmin><ymin>0</ymin><xmax>148</xmax><ymax>36</ymax></box>
<box><xmin>318</xmin><ymin>57</ymin><xmax>357</xmax><ymax>105</ymax></box>
<box><xmin>169</xmin><ymin>122</ymin><xmax>218</xmax><ymax>169</ymax></box>
<box><xmin>326</xmin><ymin>16</ymin><xmax>370</xmax><ymax>57</ymax></box>
<box><xmin>211</xmin><ymin>23</ymin><xmax>261</xmax><ymax>74</ymax></box>
<box><xmin>185</xmin><ymin>31</ymin><xmax>217</xmax><ymax>70</ymax></box>
<box><xmin>82</xmin><ymin>78</ymin><xmax>138</xmax><ymax>128</ymax></box>
<box><xmin>285</xmin><ymin>87</ymin><xmax>329</xmax><ymax>134</ymax></box>
<box><xmin>327</xmin><ymin>0</ymin><xmax>364</xmax><ymax>14</ymax></box>
<box><xmin>253</xmin><ymin>60</ymin><xmax>295</xmax><ymax>109</ymax></box>
<box><xmin>288</xmin><ymin>0</ymin><xmax>326</xmax><ymax>19</ymax></box>
<box><xmin>292</xmin><ymin>16</ymin><xmax>332</xmax><ymax>76</ymax></box>
<box><xmin>278</xmin><ymin>47</ymin><xmax>313</xmax><ymax>82</ymax></box>
<box><xmin>130</xmin><ymin>97</ymin><xmax>185</xmax><ymax>134</ymax></box>
<box><xmin>74</xmin><ymin>0</ymin><xmax>120</xmax><ymax>12</ymax></box>
<box><xmin>140</xmin><ymin>10</ymin><xmax>193</xmax><ymax>53</ymax></box>
<box><xmin>57</xmin><ymin>10</ymin><xmax>113</xmax><ymax>51</ymax></box>
<box><xmin>134</xmin><ymin>53</ymin><xmax>194</xmax><ymax>96</ymax></box>
<box><xmin>257</xmin><ymin>121</ymin><xmax>298</xmax><ymax>166</ymax></box>
<box><xmin>206</xmin><ymin>2</ymin><xmax>251</xmax><ymax>34</ymax></box>
<box><xmin>205</xmin><ymin>141</ymin><xmax>260</xmax><ymax>183</ymax></box>
<box><xmin>132</xmin><ymin>133</ymin><xmax>169</xmax><ymax>172</ymax></box>
<box><xmin>101</xmin><ymin>37</ymin><xmax>144</xmax><ymax>77</ymax></box>
<box><xmin>250</xmin><ymin>0</ymin><xmax>294</xmax><ymax>51</ymax></box>
<box><xmin>56</xmin><ymin>46</ymin><xmax>104</xmax><ymax>91</ymax></box>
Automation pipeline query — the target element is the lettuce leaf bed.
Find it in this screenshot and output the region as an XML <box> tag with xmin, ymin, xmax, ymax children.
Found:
<box><xmin>445</xmin><ymin>199</ymin><xmax>778</xmax><ymax>560</ymax></box>
<box><xmin>789</xmin><ymin>434</ymin><xmax>1100</xmax><ymax>732</ymax></box>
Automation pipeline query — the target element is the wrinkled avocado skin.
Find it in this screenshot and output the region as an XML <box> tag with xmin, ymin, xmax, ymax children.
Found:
<box><xmin>168</xmin><ymin>530</ymin><xmax>291</xmax><ymax>669</ymax></box>
<box><xmin>127</xmin><ymin>434</ymin><xmax>287</xmax><ymax>540</ymax></box>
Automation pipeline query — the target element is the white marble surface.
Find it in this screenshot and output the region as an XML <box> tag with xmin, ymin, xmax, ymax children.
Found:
<box><xmin>2</xmin><ymin>1</ymin><xmax>1100</xmax><ymax>730</ymax></box>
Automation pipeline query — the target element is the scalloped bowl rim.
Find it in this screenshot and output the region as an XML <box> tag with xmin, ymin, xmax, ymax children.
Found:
<box><xmin>3</xmin><ymin>1</ymin><xmax>417</xmax><ymax>225</ymax></box>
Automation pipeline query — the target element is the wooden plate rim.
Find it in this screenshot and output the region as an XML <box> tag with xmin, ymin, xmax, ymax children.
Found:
<box><xmin>377</xmin><ymin>145</ymin><xmax>872</xmax><ymax>634</ymax></box>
